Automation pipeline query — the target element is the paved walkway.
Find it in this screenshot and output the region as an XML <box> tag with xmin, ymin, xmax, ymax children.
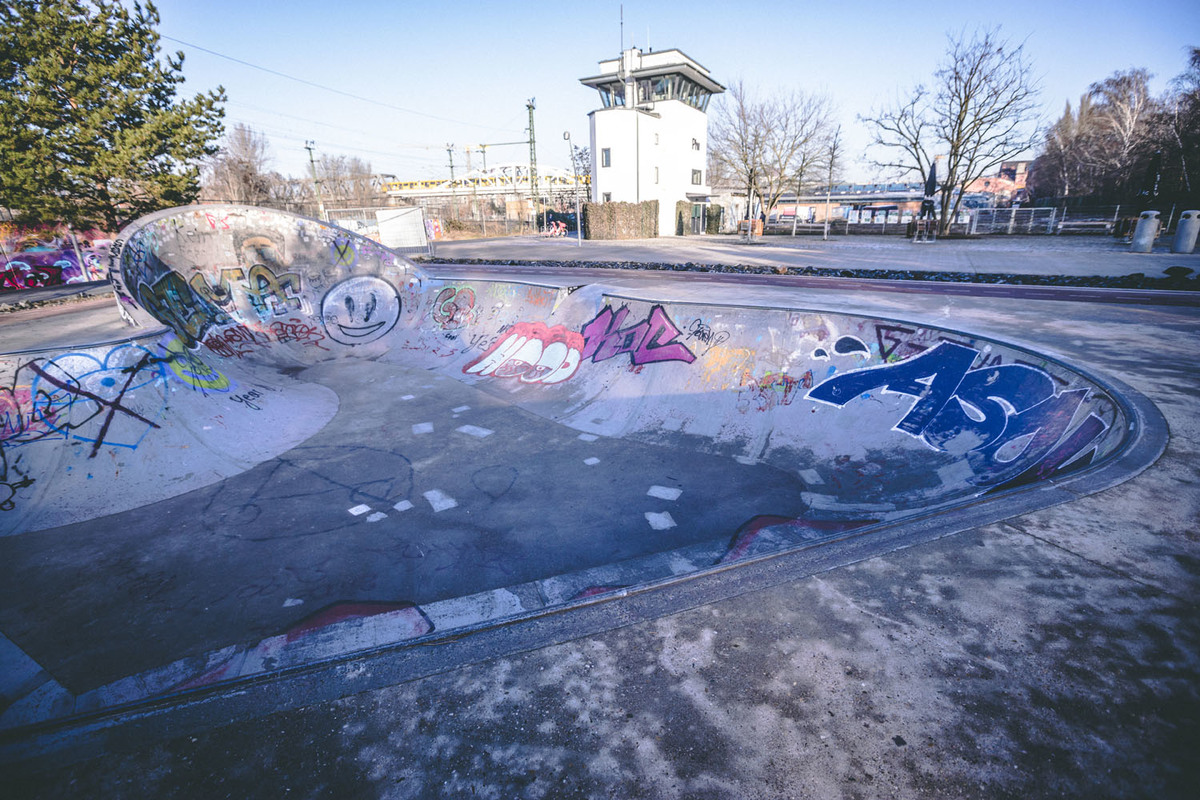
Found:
<box><xmin>432</xmin><ymin>231</ymin><xmax>1200</xmax><ymax>279</ymax></box>
<box><xmin>6</xmin><ymin>235</ymin><xmax>1199</xmax><ymax>799</ymax></box>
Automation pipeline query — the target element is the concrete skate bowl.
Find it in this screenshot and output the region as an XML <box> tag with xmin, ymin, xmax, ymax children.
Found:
<box><xmin>0</xmin><ymin>204</ymin><xmax>1164</xmax><ymax>734</ymax></box>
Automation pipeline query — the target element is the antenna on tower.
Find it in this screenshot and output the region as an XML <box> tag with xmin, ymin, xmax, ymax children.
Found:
<box><xmin>620</xmin><ymin>4</ymin><xmax>624</xmax><ymax>53</ymax></box>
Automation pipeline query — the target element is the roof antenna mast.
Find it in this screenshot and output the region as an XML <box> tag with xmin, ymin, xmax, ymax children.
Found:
<box><xmin>620</xmin><ymin>5</ymin><xmax>624</xmax><ymax>53</ymax></box>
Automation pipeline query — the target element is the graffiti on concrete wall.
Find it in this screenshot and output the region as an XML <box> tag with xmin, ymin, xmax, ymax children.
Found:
<box><xmin>464</xmin><ymin>304</ymin><xmax>697</xmax><ymax>386</ymax></box>
<box><xmin>203</xmin><ymin>325</ymin><xmax>272</xmax><ymax>359</ymax></box>
<box><xmin>463</xmin><ymin>322</ymin><xmax>584</xmax><ymax>385</ymax></box>
<box><xmin>160</xmin><ymin>337</ymin><xmax>232</xmax><ymax>393</ymax></box>
<box><xmin>807</xmin><ymin>341</ymin><xmax>1110</xmax><ymax>486</ymax></box>
<box><xmin>188</xmin><ymin>265</ymin><xmax>304</xmax><ymax>322</ymax></box>
<box><xmin>581</xmin><ymin>304</ymin><xmax>696</xmax><ymax>367</ymax></box>
<box><xmin>137</xmin><ymin>270</ymin><xmax>232</xmax><ymax>348</ymax></box>
<box><xmin>737</xmin><ymin>369</ymin><xmax>814</xmax><ymax>413</ymax></box>
<box><xmin>682</xmin><ymin>317</ymin><xmax>731</xmax><ymax>356</ymax></box>
<box><xmin>1</xmin><ymin>227</ymin><xmax>111</xmax><ymax>291</ymax></box>
<box><xmin>320</xmin><ymin>276</ymin><xmax>402</xmax><ymax>346</ymax></box>
<box><xmin>1</xmin><ymin>345</ymin><xmax>168</xmax><ymax>462</ymax></box>
<box><xmin>431</xmin><ymin>286</ymin><xmax>477</xmax><ymax>331</ymax></box>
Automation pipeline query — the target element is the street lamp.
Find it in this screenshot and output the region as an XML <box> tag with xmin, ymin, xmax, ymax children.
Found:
<box><xmin>564</xmin><ymin>131</ymin><xmax>582</xmax><ymax>247</ymax></box>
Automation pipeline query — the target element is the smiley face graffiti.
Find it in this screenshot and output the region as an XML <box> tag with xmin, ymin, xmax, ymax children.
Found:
<box><xmin>320</xmin><ymin>277</ymin><xmax>402</xmax><ymax>346</ymax></box>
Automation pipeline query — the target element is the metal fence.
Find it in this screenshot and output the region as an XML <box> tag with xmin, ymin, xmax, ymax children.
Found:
<box><xmin>967</xmin><ymin>206</ymin><xmax>1136</xmax><ymax>235</ymax></box>
<box><xmin>969</xmin><ymin>207</ymin><xmax>1059</xmax><ymax>234</ymax></box>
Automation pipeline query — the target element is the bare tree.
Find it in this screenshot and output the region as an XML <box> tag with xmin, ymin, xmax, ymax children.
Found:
<box><xmin>1030</xmin><ymin>95</ymin><xmax>1106</xmax><ymax>198</ymax></box>
<box><xmin>710</xmin><ymin>81</ymin><xmax>834</xmax><ymax>222</ymax></box>
<box><xmin>864</xmin><ymin>27</ymin><xmax>1040</xmax><ymax>233</ymax></box>
<box><xmin>1089</xmin><ymin>69</ymin><xmax>1156</xmax><ymax>181</ymax></box>
<box><xmin>1030</xmin><ymin>64</ymin><xmax>1187</xmax><ymax>204</ymax></box>
<box><xmin>1162</xmin><ymin>47</ymin><xmax>1200</xmax><ymax>197</ymax></box>
<box><xmin>571</xmin><ymin>145</ymin><xmax>591</xmax><ymax>182</ymax></box>
<box><xmin>709</xmin><ymin>80</ymin><xmax>767</xmax><ymax>220</ymax></box>
<box><xmin>1086</xmin><ymin>69</ymin><xmax>1166</xmax><ymax>201</ymax></box>
<box><xmin>201</xmin><ymin>124</ymin><xmax>274</xmax><ymax>205</ymax></box>
<box><xmin>265</xmin><ymin>176</ymin><xmax>316</xmax><ymax>216</ymax></box>
<box><xmin>317</xmin><ymin>154</ymin><xmax>382</xmax><ymax>208</ymax></box>
<box><xmin>860</xmin><ymin>86</ymin><xmax>937</xmax><ymax>192</ymax></box>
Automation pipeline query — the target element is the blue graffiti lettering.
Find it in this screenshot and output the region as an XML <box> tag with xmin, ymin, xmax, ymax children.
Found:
<box><xmin>807</xmin><ymin>342</ymin><xmax>1109</xmax><ymax>486</ymax></box>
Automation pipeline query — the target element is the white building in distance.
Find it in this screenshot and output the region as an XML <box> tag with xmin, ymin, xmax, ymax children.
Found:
<box><xmin>580</xmin><ymin>47</ymin><xmax>724</xmax><ymax>236</ymax></box>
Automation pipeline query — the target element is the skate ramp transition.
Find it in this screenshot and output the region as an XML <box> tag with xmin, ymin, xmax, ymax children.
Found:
<box><xmin>0</xmin><ymin>205</ymin><xmax>1148</xmax><ymax>729</ymax></box>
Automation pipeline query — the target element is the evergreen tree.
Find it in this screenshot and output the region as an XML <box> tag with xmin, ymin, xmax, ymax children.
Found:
<box><xmin>0</xmin><ymin>0</ymin><xmax>225</xmax><ymax>230</ymax></box>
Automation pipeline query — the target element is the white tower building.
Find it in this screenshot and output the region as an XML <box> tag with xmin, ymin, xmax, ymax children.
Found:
<box><xmin>580</xmin><ymin>47</ymin><xmax>724</xmax><ymax>236</ymax></box>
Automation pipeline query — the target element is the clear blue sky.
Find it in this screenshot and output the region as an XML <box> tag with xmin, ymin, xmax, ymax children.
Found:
<box><xmin>151</xmin><ymin>0</ymin><xmax>1198</xmax><ymax>183</ymax></box>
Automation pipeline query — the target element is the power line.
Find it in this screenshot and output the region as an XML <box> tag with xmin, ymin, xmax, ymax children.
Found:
<box><xmin>162</xmin><ymin>34</ymin><xmax>522</xmax><ymax>134</ymax></box>
<box><xmin>224</xmin><ymin>100</ymin><xmax>445</xmax><ymax>149</ymax></box>
<box><xmin>225</xmin><ymin>119</ymin><xmax>446</xmax><ymax>165</ymax></box>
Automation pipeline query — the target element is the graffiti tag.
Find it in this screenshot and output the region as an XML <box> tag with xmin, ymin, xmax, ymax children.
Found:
<box><xmin>806</xmin><ymin>341</ymin><xmax>1109</xmax><ymax>486</ymax></box>
<box><xmin>580</xmin><ymin>304</ymin><xmax>696</xmax><ymax>367</ymax></box>
<box><xmin>463</xmin><ymin>322</ymin><xmax>583</xmax><ymax>385</ymax></box>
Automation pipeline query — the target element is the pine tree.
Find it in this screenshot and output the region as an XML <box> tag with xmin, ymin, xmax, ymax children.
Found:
<box><xmin>0</xmin><ymin>0</ymin><xmax>225</xmax><ymax>230</ymax></box>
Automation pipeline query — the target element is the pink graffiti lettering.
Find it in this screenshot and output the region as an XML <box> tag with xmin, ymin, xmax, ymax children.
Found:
<box><xmin>580</xmin><ymin>304</ymin><xmax>696</xmax><ymax>367</ymax></box>
<box><xmin>205</xmin><ymin>213</ymin><xmax>230</xmax><ymax>230</ymax></box>
<box><xmin>1</xmin><ymin>384</ymin><xmax>60</xmax><ymax>443</ymax></box>
<box><xmin>463</xmin><ymin>322</ymin><xmax>584</xmax><ymax>385</ymax></box>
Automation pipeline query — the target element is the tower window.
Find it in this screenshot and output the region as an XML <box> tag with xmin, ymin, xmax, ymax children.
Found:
<box><xmin>601</xmin><ymin>148</ymin><xmax>611</xmax><ymax>168</ymax></box>
<box><xmin>692</xmin><ymin>169</ymin><xmax>702</xmax><ymax>185</ymax></box>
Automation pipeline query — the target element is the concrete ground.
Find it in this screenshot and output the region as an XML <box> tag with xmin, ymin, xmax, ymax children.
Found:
<box><xmin>430</xmin><ymin>230</ymin><xmax>1200</xmax><ymax>279</ymax></box>
<box><xmin>4</xmin><ymin>234</ymin><xmax>1199</xmax><ymax>799</ymax></box>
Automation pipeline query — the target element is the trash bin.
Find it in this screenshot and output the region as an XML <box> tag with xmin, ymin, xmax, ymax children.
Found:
<box><xmin>1131</xmin><ymin>210</ymin><xmax>1160</xmax><ymax>253</ymax></box>
<box><xmin>1171</xmin><ymin>210</ymin><xmax>1199</xmax><ymax>254</ymax></box>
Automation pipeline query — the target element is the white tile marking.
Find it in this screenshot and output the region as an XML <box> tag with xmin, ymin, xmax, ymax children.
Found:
<box><xmin>412</xmin><ymin>422</ymin><xmax>434</xmax><ymax>435</ymax></box>
<box><xmin>647</xmin><ymin>485</ymin><xmax>682</xmax><ymax>501</ymax></box>
<box><xmin>583</xmin><ymin>457</ymin><xmax>601</xmax><ymax>466</ymax></box>
<box><xmin>457</xmin><ymin>424</ymin><xmax>493</xmax><ymax>438</ymax></box>
<box><xmin>400</xmin><ymin>395</ymin><xmax>415</xmax><ymax>401</ymax></box>
<box><xmin>424</xmin><ymin>490</ymin><xmax>458</xmax><ymax>512</ymax></box>
<box><xmin>283</xmin><ymin>598</ymin><xmax>304</xmax><ymax>608</ymax></box>
<box><xmin>452</xmin><ymin>405</ymin><xmax>471</xmax><ymax>413</ymax></box>
<box><xmin>392</xmin><ymin>500</ymin><xmax>414</xmax><ymax>512</ymax></box>
<box><xmin>799</xmin><ymin>469</ymin><xmax>824</xmax><ymax>485</ymax></box>
<box><xmin>645</xmin><ymin>511</ymin><xmax>677</xmax><ymax>531</ymax></box>
<box><xmin>577</xmin><ymin>433</ymin><xmax>599</xmax><ymax>442</ymax></box>
<box><xmin>348</xmin><ymin>504</ymin><xmax>371</xmax><ymax>516</ymax></box>
<box><xmin>366</xmin><ymin>512</ymin><xmax>387</xmax><ymax>523</ymax></box>
<box><xmin>735</xmin><ymin>456</ymin><xmax>757</xmax><ymax>465</ymax></box>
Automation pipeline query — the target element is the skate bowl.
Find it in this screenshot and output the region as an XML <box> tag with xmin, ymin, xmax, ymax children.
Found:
<box><xmin>0</xmin><ymin>205</ymin><xmax>1163</xmax><ymax>733</ymax></box>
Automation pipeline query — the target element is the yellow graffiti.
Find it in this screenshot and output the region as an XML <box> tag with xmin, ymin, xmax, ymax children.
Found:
<box><xmin>163</xmin><ymin>337</ymin><xmax>231</xmax><ymax>391</ymax></box>
<box><xmin>138</xmin><ymin>272</ymin><xmax>222</xmax><ymax>348</ymax></box>
<box><xmin>189</xmin><ymin>267</ymin><xmax>243</xmax><ymax>310</ymax></box>
<box><xmin>692</xmin><ymin>346</ymin><xmax>756</xmax><ymax>391</ymax></box>
<box><xmin>247</xmin><ymin>264</ymin><xmax>302</xmax><ymax>316</ymax></box>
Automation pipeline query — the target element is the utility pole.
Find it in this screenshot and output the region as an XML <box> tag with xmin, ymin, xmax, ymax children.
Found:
<box><xmin>446</xmin><ymin>144</ymin><xmax>457</xmax><ymax>221</ymax></box>
<box><xmin>527</xmin><ymin>98</ymin><xmax>540</xmax><ymax>233</ymax></box>
<box><xmin>466</xmin><ymin>147</ymin><xmax>484</xmax><ymax>237</ymax></box>
<box><xmin>305</xmin><ymin>140</ymin><xmax>326</xmax><ymax>221</ymax></box>
<box><xmin>823</xmin><ymin>126</ymin><xmax>841</xmax><ymax>241</ymax></box>
<box><xmin>564</xmin><ymin>131</ymin><xmax>582</xmax><ymax>247</ymax></box>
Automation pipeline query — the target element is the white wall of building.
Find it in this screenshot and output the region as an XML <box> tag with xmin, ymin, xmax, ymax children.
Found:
<box><xmin>582</xmin><ymin>48</ymin><xmax>721</xmax><ymax>236</ymax></box>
